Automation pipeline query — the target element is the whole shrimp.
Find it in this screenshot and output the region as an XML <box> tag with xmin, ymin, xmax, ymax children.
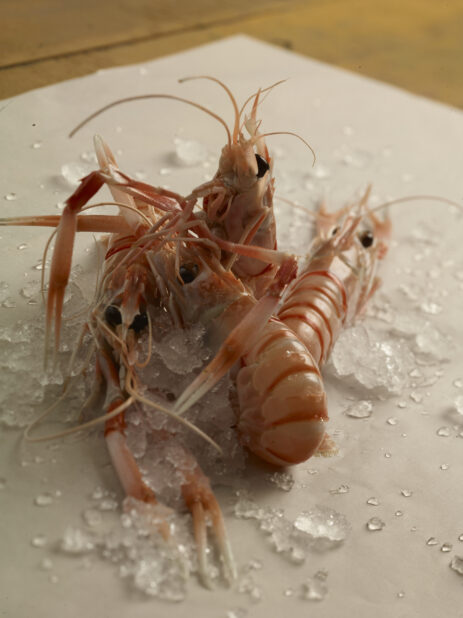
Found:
<box><xmin>69</xmin><ymin>76</ymin><xmax>315</xmax><ymax>298</ymax></box>
<box><xmin>0</xmin><ymin>136</ymin><xmax>303</xmax><ymax>586</ymax></box>
<box><xmin>174</xmin><ymin>189</ymin><xmax>391</xmax><ymax>467</ymax></box>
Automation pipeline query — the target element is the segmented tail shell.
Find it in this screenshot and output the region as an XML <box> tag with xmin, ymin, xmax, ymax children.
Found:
<box><xmin>236</xmin><ymin>318</ymin><xmax>327</xmax><ymax>466</ymax></box>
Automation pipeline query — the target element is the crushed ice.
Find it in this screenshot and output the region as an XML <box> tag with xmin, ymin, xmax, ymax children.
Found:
<box><xmin>235</xmin><ymin>493</ymin><xmax>350</xmax><ymax>562</ymax></box>
<box><xmin>330</xmin><ymin>324</ymin><xmax>415</xmax><ymax>394</ymax></box>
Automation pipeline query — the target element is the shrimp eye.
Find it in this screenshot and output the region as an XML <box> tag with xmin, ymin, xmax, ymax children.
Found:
<box><xmin>104</xmin><ymin>305</ymin><xmax>122</xmax><ymax>328</ymax></box>
<box><xmin>130</xmin><ymin>312</ymin><xmax>148</xmax><ymax>333</ymax></box>
<box><xmin>360</xmin><ymin>230</ymin><xmax>374</xmax><ymax>248</ymax></box>
<box><xmin>255</xmin><ymin>154</ymin><xmax>270</xmax><ymax>178</ymax></box>
<box><xmin>179</xmin><ymin>264</ymin><xmax>199</xmax><ymax>284</ymax></box>
<box><xmin>331</xmin><ymin>226</ymin><xmax>340</xmax><ymax>236</ymax></box>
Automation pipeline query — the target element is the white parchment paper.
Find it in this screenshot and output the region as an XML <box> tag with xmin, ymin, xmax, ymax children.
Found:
<box><xmin>1</xmin><ymin>36</ymin><xmax>462</xmax><ymax>618</ymax></box>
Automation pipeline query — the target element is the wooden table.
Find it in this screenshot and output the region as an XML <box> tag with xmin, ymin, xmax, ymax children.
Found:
<box><xmin>1</xmin><ymin>0</ymin><xmax>462</xmax><ymax>107</ymax></box>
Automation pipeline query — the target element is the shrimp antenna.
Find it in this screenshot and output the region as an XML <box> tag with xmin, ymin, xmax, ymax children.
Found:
<box><xmin>69</xmin><ymin>94</ymin><xmax>231</xmax><ymax>146</ymax></box>
<box><xmin>275</xmin><ymin>195</ymin><xmax>318</xmax><ymax>221</ymax></box>
<box><xmin>368</xmin><ymin>195</ymin><xmax>463</xmax><ymax>216</ymax></box>
<box><xmin>257</xmin><ymin>131</ymin><xmax>316</xmax><ymax>166</ymax></box>
<box><xmin>179</xmin><ymin>76</ymin><xmax>240</xmax><ymax>144</ymax></box>
<box><xmin>238</xmin><ymin>80</ymin><xmax>287</xmax><ymax>122</ymax></box>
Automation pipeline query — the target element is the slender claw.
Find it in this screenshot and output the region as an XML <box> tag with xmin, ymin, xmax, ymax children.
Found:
<box><xmin>205</xmin><ymin>494</ymin><xmax>237</xmax><ymax>584</ymax></box>
<box><xmin>182</xmin><ymin>462</ymin><xmax>237</xmax><ymax>587</ymax></box>
<box><xmin>191</xmin><ymin>501</ymin><xmax>213</xmax><ymax>589</ymax></box>
<box><xmin>174</xmin><ymin>257</ymin><xmax>297</xmax><ymax>415</ymax></box>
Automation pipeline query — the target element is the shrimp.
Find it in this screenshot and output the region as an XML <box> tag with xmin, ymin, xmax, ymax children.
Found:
<box><xmin>278</xmin><ymin>188</ymin><xmax>391</xmax><ymax>370</ymax></box>
<box><xmin>68</xmin><ymin>76</ymin><xmax>315</xmax><ymax>298</ymax></box>
<box><xmin>0</xmin><ymin>133</ymin><xmax>303</xmax><ymax>586</ymax></box>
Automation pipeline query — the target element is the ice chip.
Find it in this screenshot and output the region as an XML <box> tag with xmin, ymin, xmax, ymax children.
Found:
<box><xmin>293</xmin><ymin>505</ymin><xmax>350</xmax><ymax>546</ymax></box>
<box><xmin>330</xmin><ymin>324</ymin><xmax>415</xmax><ymax>394</ymax></box>
<box><xmin>450</xmin><ymin>556</ymin><xmax>463</xmax><ymax>575</ymax></box>
<box><xmin>301</xmin><ymin>570</ymin><xmax>328</xmax><ymax>601</ymax></box>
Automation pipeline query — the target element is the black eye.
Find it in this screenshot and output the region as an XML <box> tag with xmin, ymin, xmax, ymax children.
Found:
<box><xmin>178</xmin><ymin>264</ymin><xmax>199</xmax><ymax>284</ymax></box>
<box><xmin>130</xmin><ymin>312</ymin><xmax>148</xmax><ymax>333</ymax></box>
<box><xmin>331</xmin><ymin>226</ymin><xmax>340</xmax><ymax>236</ymax></box>
<box><xmin>360</xmin><ymin>230</ymin><xmax>374</xmax><ymax>248</ymax></box>
<box><xmin>255</xmin><ymin>154</ymin><xmax>270</xmax><ymax>178</ymax></box>
<box><xmin>104</xmin><ymin>305</ymin><xmax>122</xmax><ymax>328</ymax></box>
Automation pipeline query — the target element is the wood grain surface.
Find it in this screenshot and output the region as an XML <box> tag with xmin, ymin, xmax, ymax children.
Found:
<box><xmin>1</xmin><ymin>0</ymin><xmax>462</xmax><ymax>108</ymax></box>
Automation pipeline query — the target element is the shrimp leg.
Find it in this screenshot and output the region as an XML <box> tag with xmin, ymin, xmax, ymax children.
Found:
<box><xmin>179</xmin><ymin>452</ymin><xmax>236</xmax><ymax>587</ymax></box>
<box><xmin>98</xmin><ymin>349</ymin><xmax>172</xmax><ymax>540</ymax></box>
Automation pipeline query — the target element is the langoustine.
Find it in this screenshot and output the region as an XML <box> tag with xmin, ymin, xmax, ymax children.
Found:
<box><xmin>68</xmin><ymin>77</ymin><xmax>315</xmax><ymax>299</ymax></box>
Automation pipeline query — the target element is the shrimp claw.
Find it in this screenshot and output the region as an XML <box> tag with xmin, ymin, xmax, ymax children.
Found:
<box><xmin>181</xmin><ymin>461</ymin><xmax>237</xmax><ymax>587</ymax></box>
<box><xmin>174</xmin><ymin>256</ymin><xmax>297</xmax><ymax>415</ymax></box>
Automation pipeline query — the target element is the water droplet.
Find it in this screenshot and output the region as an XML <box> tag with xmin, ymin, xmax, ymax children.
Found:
<box><xmin>60</xmin><ymin>527</ymin><xmax>95</xmax><ymax>553</ymax></box>
<box><xmin>2</xmin><ymin>298</ymin><xmax>16</xmax><ymax>308</ymax></box>
<box><xmin>33</xmin><ymin>263</ymin><xmax>44</xmax><ymax>271</ymax></box>
<box><xmin>401</xmin><ymin>489</ymin><xmax>413</xmax><ymax>498</ymax></box>
<box><xmin>227</xmin><ymin>610</ymin><xmax>248</xmax><ymax>618</ymax></box>
<box><xmin>329</xmin><ymin>484</ymin><xmax>350</xmax><ymax>495</ymax></box>
<box><xmin>134</xmin><ymin>170</ymin><xmax>147</xmax><ymax>180</ymax></box>
<box><xmin>301</xmin><ymin>571</ymin><xmax>328</xmax><ymax>601</ymax></box>
<box><xmin>92</xmin><ymin>486</ymin><xmax>104</xmax><ymax>500</ymax></box>
<box><xmin>458</xmin><ymin>534</ymin><xmax>463</xmax><ymax>542</ymax></box>
<box><xmin>426</xmin><ymin>537</ymin><xmax>438</xmax><ymax>546</ymax></box>
<box><xmin>17</xmin><ymin>243</ymin><xmax>28</xmax><ymax>250</ymax></box>
<box><xmin>366</xmin><ymin>497</ymin><xmax>379</xmax><ymax>506</ymax></box>
<box><xmin>307</xmin><ymin>164</ymin><xmax>330</xmax><ymax>180</ymax></box>
<box><xmin>437</xmin><ymin>426</ymin><xmax>451</xmax><ymax>437</ymax></box>
<box><xmin>31</xmin><ymin>141</ymin><xmax>42</xmax><ymax>149</ymax></box>
<box><xmin>440</xmin><ymin>463</ymin><xmax>449</xmax><ymax>470</ymax></box>
<box><xmin>420</xmin><ymin>301</ymin><xmax>442</xmax><ymax>315</ymax></box>
<box><xmin>453</xmin><ymin>378</ymin><xmax>463</xmax><ymax>388</ymax></box>
<box><xmin>159</xmin><ymin>168</ymin><xmax>171</xmax><ymax>176</ymax></box>
<box><xmin>34</xmin><ymin>493</ymin><xmax>53</xmax><ymax>507</ymax></box>
<box><xmin>387</xmin><ymin>417</ymin><xmax>398</xmax><ymax>425</ymax></box>
<box><xmin>283</xmin><ymin>588</ymin><xmax>294</xmax><ymax>597</ymax></box>
<box><xmin>345</xmin><ymin>400</ymin><xmax>373</xmax><ymax>419</ymax></box>
<box><xmin>49</xmin><ymin>574</ymin><xmax>59</xmax><ymax>584</ymax></box>
<box><xmin>40</xmin><ymin>558</ymin><xmax>53</xmax><ymax>570</ymax></box>
<box><xmin>395</xmin><ymin>510</ymin><xmax>403</xmax><ymax>517</ymax></box>
<box><xmin>21</xmin><ymin>281</ymin><xmax>40</xmax><ymax>300</ymax></box>
<box><xmin>98</xmin><ymin>498</ymin><xmax>118</xmax><ymax>511</ymax></box>
<box><xmin>397</xmin><ymin>591</ymin><xmax>405</xmax><ymax>599</ymax></box>
<box><xmin>61</xmin><ymin>162</ymin><xmax>90</xmax><ymax>186</ymax></box>
<box><xmin>246</xmin><ymin>558</ymin><xmax>263</xmax><ymax>571</ymax></box>
<box><xmin>384</xmin><ymin>452</ymin><xmax>392</xmax><ymax>459</ymax></box>
<box><xmin>454</xmin><ymin>395</ymin><xmax>463</xmax><ymax>414</ymax></box>
<box><xmin>174</xmin><ymin>137</ymin><xmax>208</xmax><ymax>166</ymax></box>
<box><xmin>31</xmin><ymin>534</ymin><xmax>47</xmax><ymax>548</ymax></box>
<box><xmin>4</xmin><ymin>192</ymin><xmax>17</xmax><ymax>201</ymax></box>
<box><xmin>0</xmin><ymin>281</ymin><xmax>10</xmax><ymax>304</ymax></box>
<box><xmin>449</xmin><ymin>556</ymin><xmax>463</xmax><ymax>575</ymax></box>
<box><xmin>410</xmin><ymin>391</ymin><xmax>423</xmax><ymax>403</ymax></box>
<box><xmin>366</xmin><ymin>517</ymin><xmax>385</xmax><ymax>531</ymax></box>
<box><xmin>441</xmin><ymin>543</ymin><xmax>452</xmax><ymax>553</ymax></box>
<box><xmin>83</xmin><ymin>508</ymin><xmax>103</xmax><ymax>527</ymax></box>
<box><xmin>397</xmin><ymin>400</ymin><xmax>407</xmax><ymax>409</ymax></box>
